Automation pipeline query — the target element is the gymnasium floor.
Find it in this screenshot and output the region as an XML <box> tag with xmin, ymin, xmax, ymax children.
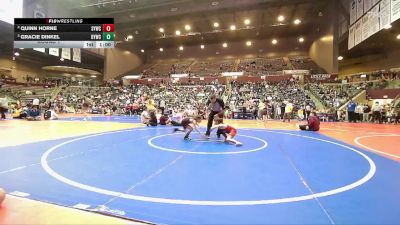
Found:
<box><xmin>0</xmin><ymin>117</ymin><xmax>399</xmax><ymax>224</ymax></box>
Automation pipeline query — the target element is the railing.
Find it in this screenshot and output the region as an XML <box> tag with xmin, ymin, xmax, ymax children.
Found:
<box><xmin>304</xmin><ymin>89</ymin><xmax>326</xmax><ymax>110</ymax></box>
<box><xmin>338</xmin><ymin>90</ymin><xmax>367</xmax><ymax>111</ymax></box>
<box><xmin>393</xmin><ymin>94</ymin><xmax>400</xmax><ymax>107</ymax></box>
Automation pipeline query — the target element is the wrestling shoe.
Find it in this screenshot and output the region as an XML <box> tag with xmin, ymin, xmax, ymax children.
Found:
<box><xmin>173</xmin><ymin>128</ymin><xmax>179</xmax><ymax>133</ymax></box>
<box><xmin>184</xmin><ymin>137</ymin><xmax>191</xmax><ymax>141</ymax></box>
<box><xmin>236</xmin><ymin>142</ymin><xmax>243</xmax><ymax>147</ymax></box>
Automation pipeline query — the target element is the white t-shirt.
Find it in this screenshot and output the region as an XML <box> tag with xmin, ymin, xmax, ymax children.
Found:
<box><xmin>160</xmin><ymin>100</ymin><xmax>165</xmax><ymax>108</ymax></box>
<box><xmin>48</xmin><ymin>110</ymin><xmax>59</xmax><ymax>120</ymax></box>
<box><xmin>0</xmin><ymin>98</ymin><xmax>8</xmax><ymax>109</ymax></box>
<box><xmin>141</xmin><ymin>111</ymin><xmax>150</xmax><ymax>123</ymax></box>
<box><xmin>372</xmin><ymin>104</ymin><xmax>381</xmax><ymax>112</ymax></box>
<box><xmin>172</xmin><ymin>113</ymin><xmax>183</xmax><ymax>123</ymax></box>
<box><xmin>32</xmin><ymin>98</ymin><xmax>40</xmax><ymax>106</ymax></box>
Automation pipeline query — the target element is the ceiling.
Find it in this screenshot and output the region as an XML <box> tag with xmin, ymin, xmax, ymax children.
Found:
<box><xmin>68</xmin><ymin>0</ymin><xmax>333</xmax><ymax>51</ymax></box>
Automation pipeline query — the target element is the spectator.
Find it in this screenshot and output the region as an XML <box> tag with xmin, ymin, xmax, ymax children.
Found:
<box><xmin>362</xmin><ymin>104</ymin><xmax>370</xmax><ymax>122</ymax></box>
<box><xmin>27</xmin><ymin>105</ymin><xmax>41</xmax><ymax>121</ymax></box>
<box><xmin>148</xmin><ymin>110</ymin><xmax>158</xmax><ymax>126</ymax></box>
<box><xmin>297</xmin><ymin>112</ymin><xmax>320</xmax><ymax>131</ymax></box>
<box><xmin>347</xmin><ymin>100</ymin><xmax>357</xmax><ymax>122</ymax></box>
<box><xmin>371</xmin><ymin>102</ymin><xmax>382</xmax><ymax>123</ymax></box>
<box><xmin>43</xmin><ymin>108</ymin><xmax>60</xmax><ymax>120</ymax></box>
<box><xmin>0</xmin><ymin>97</ymin><xmax>8</xmax><ymax>119</ymax></box>
<box><xmin>159</xmin><ymin>114</ymin><xmax>170</xmax><ymax>125</ymax></box>
<box><xmin>141</xmin><ymin>107</ymin><xmax>150</xmax><ymax>125</ymax></box>
<box><xmin>283</xmin><ymin>100</ymin><xmax>293</xmax><ymax>122</ymax></box>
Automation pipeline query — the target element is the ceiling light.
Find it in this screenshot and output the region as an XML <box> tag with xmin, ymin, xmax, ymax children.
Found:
<box><xmin>272</xmin><ymin>39</ymin><xmax>278</xmax><ymax>45</ymax></box>
<box><xmin>60</xmin><ymin>58</ymin><xmax>64</xmax><ymax>61</ymax></box>
<box><xmin>175</xmin><ymin>30</ymin><xmax>181</xmax><ymax>35</ymax></box>
<box><xmin>14</xmin><ymin>52</ymin><xmax>19</xmax><ymax>56</ymax></box>
<box><xmin>277</xmin><ymin>15</ymin><xmax>285</xmax><ymax>22</ymax></box>
<box><xmin>159</xmin><ymin>48</ymin><xmax>163</xmax><ymax>52</ymax></box>
<box><xmin>90</xmin><ymin>75</ymin><xmax>97</xmax><ymax>78</ymax></box>
<box><xmin>396</xmin><ymin>34</ymin><xmax>400</xmax><ymax>39</ymax></box>
<box><xmin>338</xmin><ymin>56</ymin><xmax>343</xmax><ymax>61</ymax></box>
<box><xmin>383</xmin><ymin>24</ymin><xmax>392</xmax><ymax>29</ymax></box>
<box><xmin>200</xmin><ymin>44</ymin><xmax>205</xmax><ymax>49</ymax></box>
<box><xmin>294</xmin><ymin>19</ymin><xmax>301</xmax><ymax>25</ymax></box>
<box><xmin>230</xmin><ymin>25</ymin><xmax>236</xmax><ymax>30</ymax></box>
<box><xmin>159</xmin><ymin>27</ymin><xmax>164</xmax><ymax>33</ymax></box>
<box><xmin>127</xmin><ymin>35</ymin><xmax>133</xmax><ymax>39</ymax></box>
<box><xmin>141</xmin><ymin>49</ymin><xmax>144</xmax><ymax>53</ymax></box>
<box><xmin>222</xmin><ymin>42</ymin><xmax>228</xmax><ymax>48</ymax></box>
<box><xmin>185</xmin><ymin>25</ymin><xmax>191</xmax><ymax>31</ymax></box>
<box><xmin>298</xmin><ymin>37</ymin><xmax>304</xmax><ymax>43</ymax></box>
<box><xmin>213</xmin><ymin>22</ymin><xmax>219</xmax><ymax>28</ymax></box>
<box><xmin>179</xmin><ymin>46</ymin><xmax>184</xmax><ymax>50</ymax></box>
<box><xmin>244</xmin><ymin>19</ymin><xmax>250</xmax><ymax>25</ymax></box>
<box><xmin>246</xmin><ymin>41</ymin><xmax>252</xmax><ymax>46</ymax></box>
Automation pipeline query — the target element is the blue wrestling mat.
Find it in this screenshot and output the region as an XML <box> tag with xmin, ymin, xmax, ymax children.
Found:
<box><xmin>0</xmin><ymin>127</ymin><xmax>400</xmax><ymax>224</ymax></box>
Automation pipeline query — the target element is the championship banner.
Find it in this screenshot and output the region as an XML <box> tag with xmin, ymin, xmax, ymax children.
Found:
<box><xmin>49</xmin><ymin>48</ymin><xmax>59</xmax><ymax>57</ymax></box>
<box><xmin>72</xmin><ymin>48</ymin><xmax>81</xmax><ymax>63</ymax></box>
<box><xmin>362</xmin><ymin>13</ymin><xmax>370</xmax><ymax>41</ymax></box>
<box><xmin>381</xmin><ymin>0</ymin><xmax>391</xmax><ymax>29</ymax></box>
<box><xmin>357</xmin><ymin>0</ymin><xmax>364</xmax><ymax>20</ymax></box>
<box><xmin>364</xmin><ymin>0</ymin><xmax>372</xmax><ymax>12</ymax></box>
<box><xmin>350</xmin><ymin>0</ymin><xmax>357</xmax><ymax>25</ymax></box>
<box><xmin>391</xmin><ymin>0</ymin><xmax>400</xmax><ymax>23</ymax></box>
<box><xmin>354</xmin><ymin>20</ymin><xmax>363</xmax><ymax>46</ymax></box>
<box><xmin>348</xmin><ymin>25</ymin><xmax>355</xmax><ymax>50</ymax></box>
<box><xmin>370</xmin><ymin>4</ymin><xmax>380</xmax><ymax>35</ymax></box>
<box><xmin>61</xmin><ymin>48</ymin><xmax>71</xmax><ymax>60</ymax></box>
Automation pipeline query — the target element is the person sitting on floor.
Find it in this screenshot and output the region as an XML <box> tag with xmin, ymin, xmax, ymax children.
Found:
<box><xmin>159</xmin><ymin>114</ymin><xmax>170</xmax><ymax>125</ymax></box>
<box><xmin>148</xmin><ymin>110</ymin><xmax>158</xmax><ymax>126</ymax></box>
<box><xmin>141</xmin><ymin>107</ymin><xmax>150</xmax><ymax>125</ymax></box>
<box><xmin>297</xmin><ymin>112</ymin><xmax>320</xmax><ymax>131</ymax></box>
<box><xmin>43</xmin><ymin>107</ymin><xmax>60</xmax><ymax>120</ymax></box>
<box><xmin>26</xmin><ymin>105</ymin><xmax>41</xmax><ymax>121</ymax></box>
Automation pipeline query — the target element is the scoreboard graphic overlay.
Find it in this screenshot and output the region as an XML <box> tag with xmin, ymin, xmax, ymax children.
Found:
<box><xmin>14</xmin><ymin>18</ymin><xmax>114</xmax><ymax>48</ymax></box>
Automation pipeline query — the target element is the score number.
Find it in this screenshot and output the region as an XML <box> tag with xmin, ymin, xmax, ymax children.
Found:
<box><xmin>102</xmin><ymin>24</ymin><xmax>114</xmax><ymax>41</ymax></box>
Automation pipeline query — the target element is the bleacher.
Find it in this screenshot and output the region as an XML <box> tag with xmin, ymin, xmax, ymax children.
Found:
<box><xmin>0</xmin><ymin>84</ymin><xmax>55</xmax><ymax>105</ymax></box>
<box><xmin>289</xmin><ymin>56</ymin><xmax>326</xmax><ymax>74</ymax></box>
<box><xmin>307</xmin><ymin>83</ymin><xmax>367</xmax><ymax>108</ymax></box>
<box><xmin>237</xmin><ymin>57</ymin><xmax>290</xmax><ymax>75</ymax></box>
<box><xmin>187</xmin><ymin>59</ymin><xmax>235</xmax><ymax>76</ymax></box>
<box><xmin>131</xmin><ymin>56</ymin><xmax>324</xmax><ymax>78</ymax></box>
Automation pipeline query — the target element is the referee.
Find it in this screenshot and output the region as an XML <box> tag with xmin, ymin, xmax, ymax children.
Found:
<box><xmin>205</xmin><ymin>95</ymin><xmax>225</xmax><ymax>137</ymax></box>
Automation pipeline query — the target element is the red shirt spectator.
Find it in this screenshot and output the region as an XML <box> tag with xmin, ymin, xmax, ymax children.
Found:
<box><xmin>307</xmin><ymin>114</ymin><xmax>320</xmax><ymax>131</ymax></box>
<box><xmin>298</xmin><ymin>112</ymin><xmax>320</xmax><ymax>131</ymax></box>
<box><xmin>159</xmin><ymin>115</ymin><xmax>170</xmax><ymax>125</ymax></box>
